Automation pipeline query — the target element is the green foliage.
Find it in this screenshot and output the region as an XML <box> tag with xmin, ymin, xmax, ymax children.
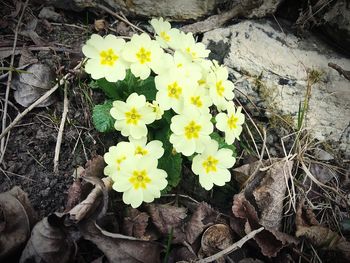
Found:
<box><xmin>152</xmin><ymin>123</ymin><xmax>182</xmax><ymax>190</ymax></box>
<box><xmin>92</xmin><ymin>100</ymin><xmax>115</xmax><ymax>132</ymax></box>
<box><xmin>92</xmin><ymin>70</ymin><xmax>157</xmax><ymax>101</ymax></box>
<box><xmin>210</xmin><ymin>131</ymin><xmax>237</xmax><ymax>157</ymax></box>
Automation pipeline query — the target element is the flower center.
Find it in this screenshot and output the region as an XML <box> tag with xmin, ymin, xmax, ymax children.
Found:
<box><xmin>135</xmin><ymin>146</ymin><xmax>148</xmax><ymax>156</ymax></box>
<box><xmin>100</xmin><ymin>48</ymin><xmax>119</xmax><ymax>66</ymax></box>
<box><xmin>216</xmin><ymin>81</ymin><xmax>225</xmax><ymax>97</ymax></box>
<box><xmin>116</xmin><ymin>155</ymin><xmax>126</xmax><ymax>170</ymax></box>
<box><xmin>185</xmin><ymin>47</ymin><xmax>197</xmax><ymax>59</ymax></box>
<box><xmin>167</xmin><ymin>81</ymin><xmax>182</xmax><ymax>99</ymax></box>
<box><xmin>129</xmin><ymin>169</ymin><xmax>151</xmax><ymax>189</ymax></box>
<box><xmin>125</xmin><ymin>108</ymin><xmax>141</xmax><ymax>125</ymax></box>
<box><xmin>136</xmin><ymin>47</ymin><xmax>151</xmax><ymax>64</ymax></box>
<box><xmin>160</xmin><ymin>31</ymin><xmax>171</xmax><ymax>42</ymax></box>
<box><xmin>184</xmin><ymin>120</ymin><xmax>201</xmax><ymax>139</ymax></box>
<box><xmin>198</xmin><ymin>79</ymin><xmax>206</xmax><ymax>86</ymax></box>
<box><xmin>202</xmin><ymin>156</ymin><xmax>219</xmax><ymax>173</ymax></box>
<box><xmin>190</xmin><ymin>96</ymin><xmax>203</xmax><ymax>107</ymax></box>
<box><xmin>227</xmin><ymin>114</ymin><xmax>238</xmax><ymax>130</ymax></box>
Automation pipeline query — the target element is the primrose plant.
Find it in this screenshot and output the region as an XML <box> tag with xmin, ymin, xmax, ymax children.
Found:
<box><xmin>82</xmin><ymin>18</ymin><xmax>245</xmax><ymax>208</ymax></box>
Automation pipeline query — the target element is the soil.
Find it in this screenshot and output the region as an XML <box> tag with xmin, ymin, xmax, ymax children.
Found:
<box><xmin>1</xmin><ymin>1</ymin><xmax>349</xmax><ymax>262</ymax></box>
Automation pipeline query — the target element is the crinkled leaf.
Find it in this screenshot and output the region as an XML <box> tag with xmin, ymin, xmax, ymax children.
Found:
<box><xmin>210</xmin><ymin>132</ymin><xmax>236</xmax><ymax>156</ymax></box>
<box><xmin>92</xmin><ymin>101</ymin><xmax>115</xmax><ymax>133</ymax></box>
<box><xmin>147</xmin><ymin>204</ymin><xmax>187</xmax><ymax>244</ymax></box>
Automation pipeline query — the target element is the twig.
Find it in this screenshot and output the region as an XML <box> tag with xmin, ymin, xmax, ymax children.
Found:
<box><xmin>196</xmin><ymin>227</ymin><xmax>264</xmax><ymax>263</ymax></box>
<box><xmin>54</xmin><ymin>81</ymin><xmax>69</xmax><ymax>174</ymax></box>
<box><xmin>1</xmin><ymin>0</ymin><xmax>29</xmax><ymax>163</ymax></box>
<box><xmin>328</xmin><ymin>62</ymin><xmax>350</xmax><ymax>81</ymax></box>
<box><xmin>0</xmin><ymin>61</ymin><xmax>83</xmax><ymax>141</ymax></box>
<box><xmin>93</xmin><ymin>3</ymin><xmax>145</xmax><ymax>33</ymax></box>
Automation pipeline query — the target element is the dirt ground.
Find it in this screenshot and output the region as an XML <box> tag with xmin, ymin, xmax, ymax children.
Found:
<box><xmin>1</xmin><ymin>1</ymin><xmax>349</xmax><ymax>262</ymax></box>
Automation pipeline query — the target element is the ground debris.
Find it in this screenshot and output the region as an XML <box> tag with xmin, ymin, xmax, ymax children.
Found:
<box><xmin>0</xmin><ymin>187</ymin><xmax>37</xmax><ymax>260</ymax></box>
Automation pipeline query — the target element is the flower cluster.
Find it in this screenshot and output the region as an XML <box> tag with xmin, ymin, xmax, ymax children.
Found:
<box><xmin>83</xmin><ymin>18</ymin><xmax>245</xmax><ymax>208</ymax></box>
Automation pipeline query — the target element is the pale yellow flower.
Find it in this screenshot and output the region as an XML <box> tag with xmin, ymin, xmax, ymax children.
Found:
<box><xmin>155</xmin><ymin>71</ymin><xmax>189</xmax><ymax>113</ymax></box>
<box><xmin>183</xmin><ymin>85</ymin><xmax>212</xmax><ymax>114</ymax></box>
<box><xmin>215</xmin><ymin>102</ymin><xmax>245</xmax><ymax>144</ymax></box>
<box><xmin>112</xmin><ymin>156</ymin><xmax>168</xmax><ymax>208</ymax></box>
<box><xmin>129</xmin><ymin>137</ymin><xmax>164</xmax><ymax>159</ymax></box>
<box><xmin>110</xmin><ymin>93</ymin><xmax>156</xmax><ymax>139</ymax></box>
<box><xmin>150</xmin><ymin>17</ymin><xmax>182</xmax><ymax>49</ymax></box>
<box><xmin>82</xmin><ymin>34</ymin><xmax>128</xmax><ymax>82</ymax></box>
<box><xmin>192</xmin><ymin>140</ymin><xmax>235</xmax><ymax>190</ymax></box>
<box><xmin>169</xmin><ymin>110</ymin><xmax>213</xmax><ymax>156</ymax></box>
<box><xmin>176</xmin><ymin>32</ymin><xmax>210</xmax><ymax>61</ymax></box>
<box><xmin>122</xmin><ymin>33</ymin><xmax>164</xmax><ymax>79</ymax></box>
<box><xmin>103</xmin><ymin>141</ymin><xmax>134</xmax><ymax>181</ymax></box>
<box><xmin>207</xmin><ymin>65</ymin><xmax>234</xmax><ymax>111</ymax></box>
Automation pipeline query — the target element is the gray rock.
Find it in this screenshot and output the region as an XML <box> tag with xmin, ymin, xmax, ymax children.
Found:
<box><xmin>203</xmin><ymin>20</ymin><xmax>350</xmax><ymax>156</ymax></box>
<box><xmin>321</xmin><ymin>0</ymin><xmax>350</xmax><ymax>54</ymax></box>
<box><xmin>47</xmin><ymin>0</ymin><xmax>284</xmax><ymax>21</ymax></box>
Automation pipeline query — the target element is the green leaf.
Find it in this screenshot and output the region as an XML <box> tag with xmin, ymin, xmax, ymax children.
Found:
<box><xmin>210</xmin><ymin>132</ymin><xmax>237</xmax><ymax>157</ymax></box>
<box><xmin>152</xmin><ymin>124</ymin><xmax>182</xmax><ymax>191</ymax></box>
<box><xmin>92</xmin><ymin>101</ymin><xmax>115</xmax><ymax>132</ymax></box>
<box><xmin>96</xmin><ymin>78</ymin><xmax>124</xmax><ymax>99</ymax></box>
<box><xmin>135</xmin><ymin>76</ymin><xmax>157</xmax><ymax>101</ymax></box>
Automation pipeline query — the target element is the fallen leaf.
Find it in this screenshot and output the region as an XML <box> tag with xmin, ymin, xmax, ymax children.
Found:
<box><xmin>296</xmin><ymin>201</ymin><xmax>350</xmax><ymax>258</ymax></box>
<box><xmin>232</xmin><ymin>192</ymin><xmax>298</xmax><ymax>258</ymax></box>
<box><xmin>84</xmin><ymin>155</ymin><xmax>105</xmax><ymax>178</ymax></box>
<box><xmin>309</xmin><ymin>163</ymin><xmax>337</xmax><ymax>184</ymax></box>
<box><xmin>123</xmin><ymin>208</ymin><xmax>150</xmax><ymax>239</ymax></box>
<box><xmin>235</xmin><ymin>159</ymin><xmax>293</xmax><ymax>231</ymax></box>
<box><xmin>12</xmin><ymin>63</ymin><xmax>56</xmax><ymax>107</ymax></box>
<box><xmin>0</xmin><ymin>187</ymin><xmax>37</xmax><ymax>260</ymax></box>
<box><xmin>18</xmin><ymin>47</ymin><xmax>38</xmax><ymax>67</ymax></box>
<box><xmin>79</xmin><ymin>219</ymin><xmax>163</xmax><ymax>263</ymax></box>
<box><xmin>38</xmin><ymin>7</ymin><xmax>63</xmax><ymax>22</ymax></box>
<box><xmin>20</xmin><ymin>213</ymin><xmax>76</xmax><ymax>263</ymax></box>
<box><xmin>65</xmin><ymin>179</ymin><xmax>82</xmax><ymax>212</ymax></box>
<box><xmin>200</xmin><ymin>224</ymin><xmax>233</xmax><ymax>261</ymax></box>
<box><xmin>185</xmin><ymin>202</ymin><xmax>219</xmax><ymax>244</ymax></box>
<box><xmin>147</xmin><ymin>203</ymin><xmax>187</xmax><ymax>244</ymax></box>
<box><xmin>94</xmin><ymin>19</ymin><xmax>108</xmax><ymax>31</ymax></box>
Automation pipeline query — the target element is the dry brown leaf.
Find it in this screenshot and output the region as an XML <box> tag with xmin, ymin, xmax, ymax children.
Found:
<box><xmin>85</xmin><ymin>155</ymin><xmax>105</xmax><ymax>178</ymax></box>
<box><xmin>296</xmin><ymin>201</ymin><xmax>350</xmax><ymax>258</ymax></box>
<box><xmin>235</xmin><ymin>159</ymin><xmax>293</xmax><ymax>230</ymax></box>
<box><xmin>20</xmin><ymin>213</ymin><xmax>76</xmax><ymax>263</ymax></box>
<box><xmin>123</xmin><ymin>208</ymin><xmax>150</xmax><ymax>239</ymax></box>
<box><xmin>79</xmin><ymin>219</ymin><xmax>163</xmax><ymax>263</ymax></box>
<box><xmin>12</xmin><ymin>63</ymin><xmax>56</xmax><ymax>107</ymax></box>
<box><xmin>65</xmin><ymin>180</ymin><xmax>83</xmax><ymax>212</ymax></box>
<box><xmin>232</xmin><ymin>193</ymin><xmax>298</xmax><ymax>258</ymax></box>
<box><xmin>0</xmin><ymin>187</ymin><xmax>37</xmax><ymax>260</ymax></box>
<box><xmin>185</xmin><ymin>202</ymin><xmax>219</xmax><ymax>244</ymax></box>
<box><xmin>147</xmin><ymin>203</ymin><xmax>187</xmax><ymax>244</ymax></box>
<box><xmin>200</xmin><ymin>224</ymin><xmax>233</xmax><ymax>261</ymax></box>
<box><xmin>94</xmin><ymin>19</ymin><xmax>108</xmax><ymax>31</ymax></box>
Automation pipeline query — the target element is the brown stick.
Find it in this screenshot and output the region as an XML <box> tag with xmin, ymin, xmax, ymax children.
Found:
<box><xmin>328</xmin><ymin>62</ymin><xmax>350</xmax><ymax>81</ymax></box>
<box><xmin>53</xmin><ymin>81</ymin><xmax>69</xmax><ymax>174</ymax></box>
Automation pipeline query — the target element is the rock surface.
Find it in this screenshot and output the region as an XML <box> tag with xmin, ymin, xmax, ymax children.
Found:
<box><xmin>46</xmin><ymin>0</ymin><xmax>284</xmax><ymax>21</ymax></box>
<box><xmin>202</xmin><ymin>20</ymin><xmax>350</xmax><ymax>156</ymax></box>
